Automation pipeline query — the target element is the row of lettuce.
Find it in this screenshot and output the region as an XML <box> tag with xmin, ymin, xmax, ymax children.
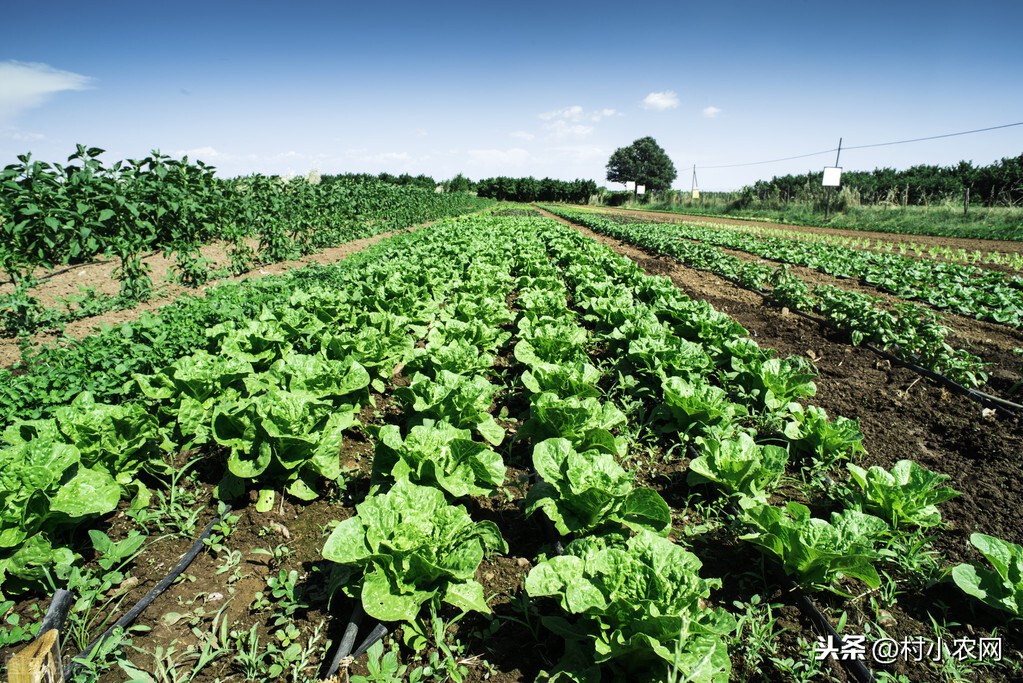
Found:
<box><xmin>547</xmin><ymin>206</ymin><xmax>1023</xmax><ymax>329</ymax></box>
<box><xmin>543</xmin><ymin>206</ymin><xmax>991</xmax><ymax>388</ymax></box>
<box><xmin>2</xmin><ymin>212</ymin><xmax>1020</xmax><ymax>680</ymax></box>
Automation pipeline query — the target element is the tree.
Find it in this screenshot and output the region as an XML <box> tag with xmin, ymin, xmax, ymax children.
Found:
<box><xmin>606</xmin><ymin>137</ymin><xmax>677</xmax><ymax>193</ymax></box>
<box><xmin>447</xmin><ymin>173</ymin><xmax>473</xmax><ymax>193</ymax></box>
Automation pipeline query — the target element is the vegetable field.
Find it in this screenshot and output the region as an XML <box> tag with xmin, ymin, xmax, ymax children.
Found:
<box><xmin>1</xmin><ymin>202</ymin><xmax>1022</xmax><ymax>683</ymax></box>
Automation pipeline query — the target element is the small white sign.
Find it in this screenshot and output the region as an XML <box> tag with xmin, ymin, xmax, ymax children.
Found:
<box><xmin>692</xmin><ymin>188</ymin><xmax>700</xmax><ymax>199</ymax></box>
<box><xmin>823</xmin><ymin>167</ymin><xmax>842</xmax><ymax>187</ymax></box>
<box><xmin>637</xmin><ymin>185</ymin><xmax>646</xmax><ymax>195</ymax></box>
<box><xmin>625</xmin><ymin>181</ymin><xmax>636</xmax><ymax>191</ymax></box>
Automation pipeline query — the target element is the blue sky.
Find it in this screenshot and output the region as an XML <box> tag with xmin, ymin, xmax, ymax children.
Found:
<box><xmin>2</xmin><ymin>0</ymin><xmax>1021</xmax><ymax>190</ymax></box>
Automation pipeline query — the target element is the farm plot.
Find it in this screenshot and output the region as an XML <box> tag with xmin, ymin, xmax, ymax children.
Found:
<box><xmin>1</xmin><ymin>148</ymin><xmax>493</xmax><ymax>340</ymax></box>
<box><xmin>577</xmin><ymin>205</ymin><xmax>1023</xmax><ymax>272</ymax></box>
<box><xmin>1</xmin><ymin>210</ymin><xmax>1022</xmax><ymax>682</ymax></box>
<box><xmin>542</xmin><ymin>205</ymin><xmax>1023</xmax><ymax>404</ymax></box>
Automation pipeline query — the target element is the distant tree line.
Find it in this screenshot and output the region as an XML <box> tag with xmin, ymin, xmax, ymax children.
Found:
<box><xmin>475</xmin><ymin>176</ymin><xmax>598</xmax><ymax>203</ymax></box>
<box><xmin>741</xmin><ymin>154</ymin><xmax>1023</xmax><ymax>207</ymax></box>
<box><xmin>320</xmin><ymin>171</ymin><xmax>437</xmax><ymax>190</ymax></box>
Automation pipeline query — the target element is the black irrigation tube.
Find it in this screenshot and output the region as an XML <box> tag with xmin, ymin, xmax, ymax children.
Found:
<box><xmin>63</xmin><ymin>503</ymin><xmax>233</xmax><ymax>679</ymax></box>
<box><xmin>36</xmin><ymin>589</ymin><xmax>73</xmax><ymax>640</ymax></box>
<box><xmin>320</xmin><ymin>601</ymin><xmax>392</xmax><ymax>682</ymax></box>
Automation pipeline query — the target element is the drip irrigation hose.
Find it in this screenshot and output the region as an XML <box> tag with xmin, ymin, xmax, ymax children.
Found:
<box><xmin>35</xmin><ymin>589</ymin><xmax>73</xmax><ymax>641</ymax></box>
<box><xmin>323</xmin><ymin>602</ymin><xmax>364</xmax><ymax>680</ymax></box>
<box><xmin>351</xmin><ymin>623</ymin><xmax>389</xmax><ymax>659</ymax></box>
<box><xmin>63</xmin><ymin>503</ymin><xmax>233</xmax><ymax>679</ymax></box>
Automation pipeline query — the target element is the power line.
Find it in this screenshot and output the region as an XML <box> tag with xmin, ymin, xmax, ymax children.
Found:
<box><xmin>843</xmin><ymin>121</ymin><xmax>1023</xmax><ymax>151</ymax></box>
<box><xmin>691</xmin><ymin>120</ymin><xmax>1023</xmax><ymax>171</ymax></box>
<box><xmin>701</xmin><ymin>148</ymin><xmax>837</xmax><ymax>169</ymax></box>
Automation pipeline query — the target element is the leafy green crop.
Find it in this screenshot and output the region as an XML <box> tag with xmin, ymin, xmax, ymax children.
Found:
<box><xmin>373</xmin><ymin>420</ymin><xmax>506</xmax><ymax>498</ymax></box>
<box><xmin>847</xmin><ymin>460</ymin><xmax>960</xmax><ymax>528</ymax></box>
<box><xmin>654</xmin><ymin>376</ymin><xmax>747</xmax><ymax>441</ymax></box>
<box><xmin>321</xmin><ymin>479</ymin><xmax>507</xmax><ymax>622</ymax></box>
<box><xmin>741</xmin><ymin>502</ymin><xmax>889</xmax><ymax>595</ymax></box>
<box><xmin>951</xmin><ymin>533</ymin><xmax>1023</xmax><ymax>617</ymax></box>
<box><xmin>212</xmin><ymin>390</ymin><xmax>355</xmax><ymax>500</ymax></box>
<box><xmin>519</xmin><ymin>392</ymin><xmax>628</xmax><ymax>456</ymax></box>
<box><xmin>525</xmin><ymin>531</ymin><xmax>735</xmax><ymax>682</ymax></box>
<box><xmin>525</xmin><ymin>438</ymin><xmax>671</xmax><ymax>537</ymax></box>
<box><xmin>687</xmin><ymin>432</ymin><xmax>788</xmax><ymax>503</ymax></box>
<box><xmin>782</xmin><ymin>405</ymin><xmax>866</xmax><ymax>466</ymax></box>
<box><xmin>394</xmin><ymin>371</ymin><xmax>505</xmax><ymax>446</ymax></box>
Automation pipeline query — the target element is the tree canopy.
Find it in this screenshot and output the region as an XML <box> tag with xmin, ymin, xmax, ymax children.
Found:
<box><xmin>606</xmin><ymin>137</ymin><xmax>677</xmax><ymax>192</ymax></box>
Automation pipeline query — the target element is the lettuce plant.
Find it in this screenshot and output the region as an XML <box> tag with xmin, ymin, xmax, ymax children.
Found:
<box><xmin>404</xmin><ymin>340</ymin><xmax>495</xmax><ymax>378</ymax></box>
<box><xmin>212</xmin><ymin>390</ymin><xmax>354</xmax><ymax>500</ymax></box>
<box><xmin>742</xmin><ymin>502</ymin><xmax>889</xmax><ymax>595</ymax></box>
<box><xmin>514</xmin><ymin>319</ymin><xmax>589</xmax><ymax>365</ymax></box>
<box><xmin>0</xmin><ymin>438</ymin><xmax>121</xmax><ymax>599</ymax></box>
<box><xmin>951</xmin><ymin>533</ymin><xmax>1023</xmax><ymax>617</ymax></box>
<box><xmin>525</xmin><ymin>531</ymin><xmax>735</xmax><ymax>682</ymax></box>
<box><xmin>727</xmin><ymin>356</ymin><xmax>816</xmax><ymax>417</ymax></box>
<box><xmin>393</xmin><ymin>370</ymin><xmax>504</xmax><ymax>446</ymax></box>
<box><xmin>519</xmin><ymin>392</ymin><xmax>627</xmax><ymax>457</ymax></box>
<box><xmin>321</xmin><ymin>479</ymin><xmax>507</xmax><ymax>622</ymax></box>
<box><xmin>654</xmin><ymin>376</ymin><xmax>746</xmax><ymax>441</ymax></box>
<box><xmin>847</xmin><ymin>460</ymin><xmax>960</xmax><ymax>528</ymax></box>
<box><xmin>687</xmin><ymin>432</ymin><xmax>788</xmax><ymax>503</ymax></box>
<box><xmin>525</xmin><ymin>438</ymin><xmax>671</xmax><ymax>537</ymax></box>
<box><xmin>783</xmin><ymin>405</ymin><xmax>865</xmax><ymax>467</ymax></box>
<box><xmin>372</xmin><ymin>420</ymin><xmax>506</xmax><ymax>498</ymax></box>
<box><xmin>521</xmin><ymin>360</ymin><xmax>602</xmax><ymax>399</ymax></box>
<box><xmin>425</xmin><ymin>317</ymin><xmax>511</xmax><ymax>352</ymax></box>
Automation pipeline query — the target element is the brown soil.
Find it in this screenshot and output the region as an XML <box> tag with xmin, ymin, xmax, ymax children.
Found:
<box><xmin>696</xmin><ymin>237</ymin><xmax>1023</xmax><ymax>398</ymax></box>
<box><xmin>555</xmin><ymin>206</ymin><xmax>1023</xmax><ymax>403</ymax></box>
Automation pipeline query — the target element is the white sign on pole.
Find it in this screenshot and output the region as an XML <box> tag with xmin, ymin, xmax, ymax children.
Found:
<box><xmin>822</xmin><ymin>167</ymin><xmax>842</xmax><ymax>187</ymax></box>
<box><xmin>625</xmin><ymin>181</ymin><xmax>636</xmax><ymax>191</ymax></box>
<box><xmin>692</xmin><ymin>189</ymin><xmax>700</xmax><ymax>199</ymax></box>
<box><xmin>636</xmin><ymin>185</ymin><xmax>645</xmax><ymax>195</ymax></box>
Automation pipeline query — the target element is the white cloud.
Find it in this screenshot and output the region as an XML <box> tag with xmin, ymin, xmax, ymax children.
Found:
<box><xmin>590</xmin><ymin>108</ymin><xmax>619</xmax><ymax>122</ymax></box>
<box><xmin>176</xmin><ymin>146</ymin><xmax>222</xmax><ymax>159</ymax></box>
<box><xmin>539</xmin><ymin>105</ymin><xmax>584</xmax><ymax>121</ymax></box>
<box><xmin>542</xmin><ymin>120</ymin><xmax>595</xmax><ymax>141</ymax></box>
<box><xmin>549</xmin><ymin>145</ymin><xmax>606</xmax><ymax>163</ymax></box>
<box><xmin>641</xmin><ymin>91</ymin><xmax>680</xmax><ymax>111</ymax></box>
<box><xmin>510</xmin><ymin>130</ymin><xmax>535</xmax><ymax>141</ymax></box>
<box><xmin>703</xmin><ymin>106</ymin><xmax>722</xmax><ymax>118</ymax></box>
<box><xmin>0</xmin><ymin>126</ymin><xmax>45</xmax><ymax>142</ymax></box>
<box><xmin>0</xmin><ymin>61</ymin><xmax>94</xmax><ymax>121</ymax></box>
<box><xmin>538</xmin><ymin>105</ymin><xmax>619</xmax><ymax>124</ymax></box>
<box><xmin>414</xmin><ymin>128</ymin><xmax>427</xmax><ymax>137</ymax></box>
<box><xmin>373</xmin><ymin>151</ymin><xmax>411</xmax><ymax>162</ymax></box>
